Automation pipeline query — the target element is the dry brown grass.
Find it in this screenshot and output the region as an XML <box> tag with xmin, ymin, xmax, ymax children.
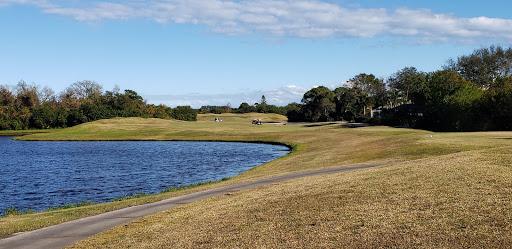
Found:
<box><xmin>69</xmin><ymin>148</ymin><xmax>512</xmax><ymax>248</ymax></box>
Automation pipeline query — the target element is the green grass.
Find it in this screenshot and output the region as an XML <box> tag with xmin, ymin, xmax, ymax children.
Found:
<box><xmin>0</xmin><ymin>129</ymin><xmax>51</xmax><ymax>136</ymax></box>
<box><xmin>1</xmin><ymin>207</ymin><xmax>34</xmax><ymax>217</ymax></box>
<box><xmin>46</xmin><ymin>202</ymin><xmax>96</xmax><ymax>211</ymax></box>
<box><xmin>2</xmin><ymin>113</ymin><xmax>512</xmax><ymax>247</ymax></box>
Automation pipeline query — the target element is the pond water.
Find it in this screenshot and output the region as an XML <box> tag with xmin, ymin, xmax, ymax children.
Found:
<box><xmin>0</xmin><ymin>137</ymin><xmax>289</xmax><ymax>212</ymax></box>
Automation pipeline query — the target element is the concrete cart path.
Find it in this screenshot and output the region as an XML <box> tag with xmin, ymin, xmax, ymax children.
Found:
<box><xmin>0</xmin><ymin>162</ymin><xmax>396</xmax><ymax>249</ymax></box>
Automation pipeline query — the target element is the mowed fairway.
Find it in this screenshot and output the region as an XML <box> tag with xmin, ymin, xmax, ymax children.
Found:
<box><xmin>2</xmin><ymin>113</ymin><xmax>512</xmax><ymax>248</ymax></box>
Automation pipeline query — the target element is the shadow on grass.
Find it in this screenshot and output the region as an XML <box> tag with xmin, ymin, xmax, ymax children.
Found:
<box><xmin>337</xmin><ymin>123</ymin><xmax>371</xmax><ymax>129</ymax></box>
<box><xmin>303</xmin><ymin>122</ymin><xmax>339</xmax><ymax>128</ymax></box>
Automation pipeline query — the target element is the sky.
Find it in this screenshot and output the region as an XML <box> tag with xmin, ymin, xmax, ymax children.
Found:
<box><xmin>1</xmin><ymin>0</ymin><xmax>512</xmax><ymax>108</ymax></box>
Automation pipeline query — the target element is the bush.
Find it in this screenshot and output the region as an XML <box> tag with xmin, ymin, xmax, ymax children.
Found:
<box><xmin>172</xmin><ymin>106</ymin><xmax>197</xmax><ymax>121</ymax></box>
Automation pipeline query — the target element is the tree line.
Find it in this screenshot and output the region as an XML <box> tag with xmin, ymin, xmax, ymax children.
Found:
<box><xmin>286</xmin><ymin>45</ymin><xmax>512</xmax><ymax>131</ymax></box>
<box><xmin>199</xmin><ymin>96</ymin><xmax>288</xmax><ymax>116</ymax></box>
<box><xmin>0</xmin><ymin>80</ymin><xmax>196</xmax><ymax>130</ymax></box>
<box><xmin>3</xmin><ymin>45</ymin><xmax>511</xmax><ymax>132</ymax></box>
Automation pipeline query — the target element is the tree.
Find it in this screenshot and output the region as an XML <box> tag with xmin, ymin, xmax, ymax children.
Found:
<box><xmin>60</xmin><ymin>80</ymin><xmax>103</xmax><ymax>108</ymax></box>
<box><xmin>347</xmin><ymin>74</ymin><xmax>386</xmax><ymax>116</ymax></box>
<box><xmin>260</xmin><ymin>95</ymin><xmax>267</xmax><ymax>105</ymax></box>
<box><xmin>66</xmin><ymin>80</ymin><xmax>103</xmax><ymax>99</ymax></box>
<box><xmin>257</xmin><ymin>95</ymin><xmax>268</xmax><ymax>113</ymax></box>
<box><xmin>478</xmin><ymin>88</ymin><xmax>512</xmax><ymax>130</ymax></box>
<box><xmin>0</xmin><ymin>80</ymin><xmax>198</xmax><ymax>130</ymax></box>
<box><xmin>222</xmin><ymin>103</ymin><xmax>233</xmax><ymax>113</ymax></box>
<box><xmin>301</xmin><ymin>86</ymin><xmax>335</xmax><ymax>122</ymax></box>
<box><xmin>265</xmin><ymin>104</ymin><xmax>287</xmax><ymax>115</ymax></box>
<box><xmin>30</xmin><ymin>106</ymin><xmax>58</xmax><ymax>129</ymax></box>
<box><xmin>446</xmin><ymin>45</ymin><xmax>512</xmax><ymax>89</ymax></box>
<box><xmin>417</xmin><ymin>70</ymin><xmax>483</xmax><ymax>131</ymax></box>
<box><xmin>284</xmin><ymin>102</ymin><xmax>303</xmax><ymax>122</ymax></box>
<box><xmin>333</xmin><ymin>87</ymin><xmax>365</xmax><ymax>121</ymax></box>
<box><xmin>0</xmin><ymin>85</ymin><xmax>15</xmax><ymax>106</ymax></box>
<box><xmin>67</xmin><ymin>108</ymin><xmax>87</xmax><ymax>127</ymax></box>
<box><xmin>171</xmin><ymin>106</ymin><xmax>197</xmax><ymax>121</ymax></box>
<box><xmin>237</xmin><ymin>102</ymin><xmax>254</xmax><ymax>113</ymax></box>
<box><xmin>39</xmin><ymin>86</ymin><xmax>56</xmax><ymax>104</ymax></box>
<box><xmin>387</xmin><ymin>67</ymin><xmax>427</xmax><ymax>105</ymax></box>
<box><xmin>15</xmin><ymin>80</ymin><xmax>40</xmax><ymax>109</ymax></box>
<box><xmin>347</xmin><ymin>74</ymin><xmax>385</xmax><ymax>96</ymax></box>
<box><xmin>153</xmin><ymin>104</ymin><xmax>173</xmax><ymax>119</ymax></box>
<box><xmin>115</xmin><ymin>89</ymin><xmax>145</xmax><ymax>117</ymax></box>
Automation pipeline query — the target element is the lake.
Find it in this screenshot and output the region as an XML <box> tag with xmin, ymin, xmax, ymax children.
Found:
<box><xmin>0</xmin><ymin>137</ymin><xmax>289</xmax><ymax>212</ymax></box>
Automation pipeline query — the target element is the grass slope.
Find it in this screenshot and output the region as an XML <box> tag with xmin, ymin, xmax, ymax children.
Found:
<box><xmin>0</xmin><ymin>130</ymin><xmax>50</xmax><ymax>136</ymax></box>
<box><xmin>70</xmin><ymin>149</ymin><xmax>512</xmax><ymax>248</ymax></box>
<box><xmin>2</xmin><ymin>113</ymin><xmax>512</xmax><ymax>247</ymax></box>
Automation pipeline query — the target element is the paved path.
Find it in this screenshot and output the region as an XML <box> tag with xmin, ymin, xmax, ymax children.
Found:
<box><xmin>0</xmin><ymin>162</ymin><xmax>395</xmax><ymax>249</ymax></box>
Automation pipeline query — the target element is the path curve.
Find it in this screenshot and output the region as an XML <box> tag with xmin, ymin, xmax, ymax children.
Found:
<box><xmin>0</xmin><ymin>162</ymin><xmax>396</xmax><ymax>249</ymax></box>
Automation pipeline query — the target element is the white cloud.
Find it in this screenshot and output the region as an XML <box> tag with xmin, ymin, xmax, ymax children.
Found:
<box><xmin>143</xmin><ymin>84</ymin><xmax>309</xmax><ymax>108</ymax></box>
<box><xmin>44</xmin><ymin>2</ymin><xmax>137</xmax><ymax>21</ymax></box>
<box><xmin>3</xmin><ymin>0</ymin><xmax>512</xmax><ymax>43</ymax></box>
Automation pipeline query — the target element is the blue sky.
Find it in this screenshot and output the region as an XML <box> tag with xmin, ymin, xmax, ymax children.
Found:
<box><xmin>1</xmin><ymin>0</ymin><xmax>512</xmax><ymax>107</ymax></box>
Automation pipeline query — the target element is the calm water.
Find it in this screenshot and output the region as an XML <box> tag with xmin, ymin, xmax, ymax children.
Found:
<box><xmin>0</xmin><ymin>137</ymin><xmax>289</xmax><ymax>212</ymax></box>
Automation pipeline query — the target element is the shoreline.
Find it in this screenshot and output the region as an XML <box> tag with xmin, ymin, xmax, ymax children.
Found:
<box><xmin>0</xmin><ymin>139</ymin><xmax>291</xmax><ymax>214</ymax></box>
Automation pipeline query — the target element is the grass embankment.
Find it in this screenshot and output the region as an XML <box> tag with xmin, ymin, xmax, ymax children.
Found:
<box><xmin>2</xmin><ymin>113</ymin><xmax>512</xmax><ymax>247</ymax></box>
<box><xmin>0</xmin><ymin>130</ymin><xmax>50</xmax><ymax>136</ymax></box>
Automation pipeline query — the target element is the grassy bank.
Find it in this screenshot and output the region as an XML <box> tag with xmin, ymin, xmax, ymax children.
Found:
<box><xmin>0</xmin><ymin>130</ymin><xmax>50</xmax><ymax>136</ymax></box>
<box><xmin>2</xmin><ymin>113</ymin><xmax>512</xmax><ymax>247</ymax></box>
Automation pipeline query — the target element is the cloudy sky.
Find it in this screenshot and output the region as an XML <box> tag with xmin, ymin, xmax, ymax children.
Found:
<box><xmin>1</xmin><ymin>0</ymin><xmax>511</xmax><ymax>107</ymax></box>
